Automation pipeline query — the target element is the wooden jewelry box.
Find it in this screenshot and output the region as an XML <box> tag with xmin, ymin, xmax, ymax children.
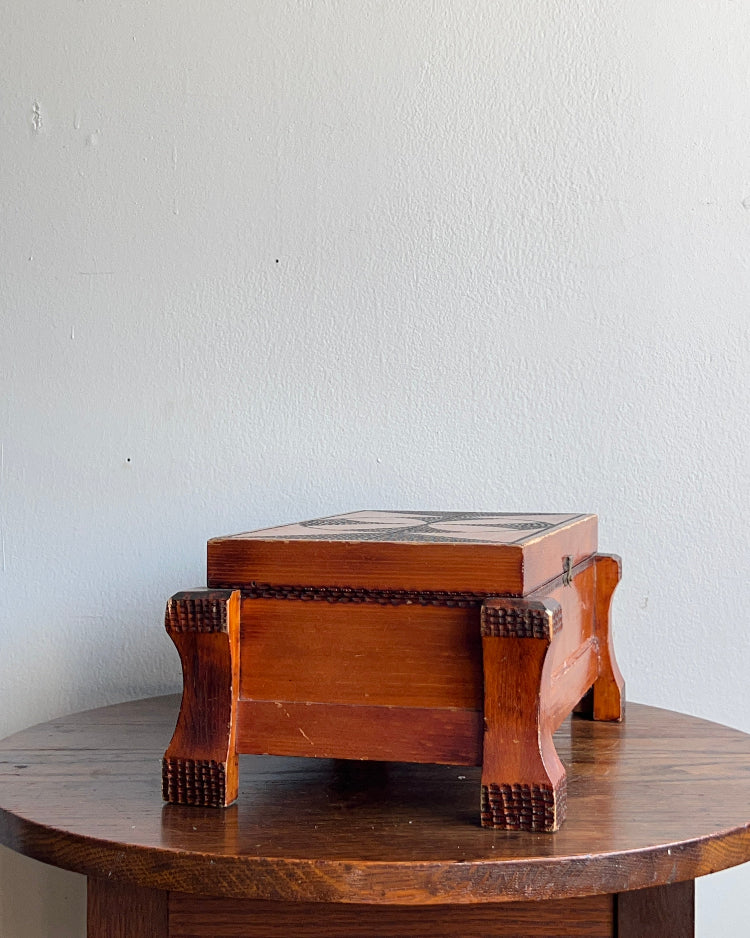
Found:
<box><xmin>162</xmin><ymin>510</ymin><xmax>623</xmax><ymax>831</ymax></box>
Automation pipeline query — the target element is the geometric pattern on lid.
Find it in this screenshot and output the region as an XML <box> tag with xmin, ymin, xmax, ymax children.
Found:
<box><xmin>230</xmin><ymin>510</ymin><xmax>586</xmax><ymax>546</ymax></box>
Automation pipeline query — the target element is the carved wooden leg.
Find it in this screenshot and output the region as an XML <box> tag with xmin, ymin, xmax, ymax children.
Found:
<box><xmin>591</xmin><ymin>554</ymin><xmax>625</xmax><ymax>722</ymax></box>
<box><xmin>480</xmin><ymin>599</ymin><xmax>566</xmax><ymax>832</ymax></box>
<box><xmin>162</xmin><ymin>588</ymin><xmax>240</xmax><ymax>807</ymax></box>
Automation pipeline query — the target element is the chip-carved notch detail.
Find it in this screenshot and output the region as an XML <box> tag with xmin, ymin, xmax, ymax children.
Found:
<box><xmin>162</xmin><ymin>757</ymin><xmax>227</xmax><ymax>807</ymax></box>
<box><xmin>166</xmin><ymin>590</ymin><xmax>235</xmax><ymax>634</ymax></box>
<box><xmin>243</xmin><ymin>583</ymin><xmax>487</xmax><ymax>608</ymax></box>
<box><xmin>481</xmin><ymin>779</ymin><xmax>566</xmax><ymax>832</ymax></box>
<box><xmin>480</xmin><ymin>598</ymin><xmax>562</xmax><ymax>639</ymax></box>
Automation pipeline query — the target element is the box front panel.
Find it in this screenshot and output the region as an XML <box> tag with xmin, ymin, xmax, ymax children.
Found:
<box><xmin>238</xmin><ymin>598</ymin><xmax>483</xmax><ymax>710</ymax></box>
<box><xmin>209</xmin><ymin>540</ymin><xmax>526</xmax><ymax>594</ymax></box>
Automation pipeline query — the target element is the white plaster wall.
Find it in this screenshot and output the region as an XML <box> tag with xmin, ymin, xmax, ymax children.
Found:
<box><xmin>1</xmin><ymin>1</ymin><xmax>748</xmax><ymax>934</ymax></box>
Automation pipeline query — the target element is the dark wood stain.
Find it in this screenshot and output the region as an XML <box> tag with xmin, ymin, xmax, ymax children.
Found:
<box><xmin>168</xmin><ymin>895</ymin><xmax>613</xmax><ymax>937</ymax></box>
<box><xmin>616</xmin><ymin>881</ymin><xmax>695</xmax><ymax>938</ymax></box>
<box><xmin>1</xmin><ymin>697</ymin><xmax>749</xmax><ymax>906</ymax></box>
<box><xmin>88</xmin><ymin>880</ymin><xmax>168</xmax><ymax>938</ymax></box>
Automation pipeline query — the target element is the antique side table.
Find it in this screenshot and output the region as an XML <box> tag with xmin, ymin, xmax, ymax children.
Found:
<box><xmin>164</xmin><ymin>510</ymin><xmax>624</xmax><ymax>831</ymax></box>
<box><xmin>2</xmin><ymin>696</ymin><xmax>750</xmax><ymax>937</ymax></box>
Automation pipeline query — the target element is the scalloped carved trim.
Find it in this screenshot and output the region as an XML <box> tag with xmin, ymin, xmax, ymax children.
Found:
<box><xmin>480</xmin><ymin>779</ymin><xmax>566</xmax><ymax>832</ymax></box>
<box><xmin>243</xmin><ymin>583</ymin><xmax>487</xmax><ymax>608</ymax></box>
<box><xmin>166</xmin><ymin>591</ymin><xmax>234</xmax><ymax>634</ymax></box>
<box><xmin>480</xmin><ymin>599</ymin><xmax>562</xmax><ymax>639</ymax></box>
<box><xmin>162</xmin><ymin>757</ymin><xmax>227</xmax><ymax>807</ymax></box>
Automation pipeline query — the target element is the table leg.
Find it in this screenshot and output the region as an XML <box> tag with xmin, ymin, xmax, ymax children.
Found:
<box><xmin>616</xmin><ymin>881</ymin><xmax>695</xmax><ymax>937</ymax></box>
<box><xmin>87</xmin><ymin>879</ymin><xmax>168</xmax><ymax>938</ymax></box>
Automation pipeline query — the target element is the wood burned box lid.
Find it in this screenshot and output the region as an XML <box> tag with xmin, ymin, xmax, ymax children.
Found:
<box><xmin>207</xmin><ymin>510</ymin><xmax>597</xmax><ymax>596</ymax></box>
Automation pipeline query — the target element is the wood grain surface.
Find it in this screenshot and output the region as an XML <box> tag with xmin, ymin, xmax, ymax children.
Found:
<box><xmin>87</xmin><ymin>880</ymin><xmax>168</xmax><ymax>938</ymax></box>
<box><xmin>168</xmin><ymin>894</ymin><xmax>613</xmax><ymax>937</ymax></box>
<box><xmin>616</xmin><ymin>881</ymin><xmax>695</xmax><ymax>938</ymax></box>
<box><xmin>238</xmin><ymin>599</ymin><xmax>483</xmax><ymax>710</ymax></box>
<box><xmin>1</xmin><ymin>697</ymin><xmax>750</xmax><ymax>905</ymax></box>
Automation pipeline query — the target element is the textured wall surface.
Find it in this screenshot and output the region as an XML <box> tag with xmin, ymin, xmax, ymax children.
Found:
<box><xmin>1</xmin><ymin>2</ymin><xmax>749</xmax><ymax>934</ymax></box>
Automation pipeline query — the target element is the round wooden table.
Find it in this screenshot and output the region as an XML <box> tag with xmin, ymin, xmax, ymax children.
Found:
<box><xmin>1</xmin><ymin>697</ymin><xmax>749</xmax><ymax>937</ymax></box>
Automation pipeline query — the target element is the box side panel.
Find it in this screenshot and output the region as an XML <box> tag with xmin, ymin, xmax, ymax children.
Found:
<box><xmin>540</xmin><ymin>561</ymin><xmax>598</xmax><ymax>730</ymax></box>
